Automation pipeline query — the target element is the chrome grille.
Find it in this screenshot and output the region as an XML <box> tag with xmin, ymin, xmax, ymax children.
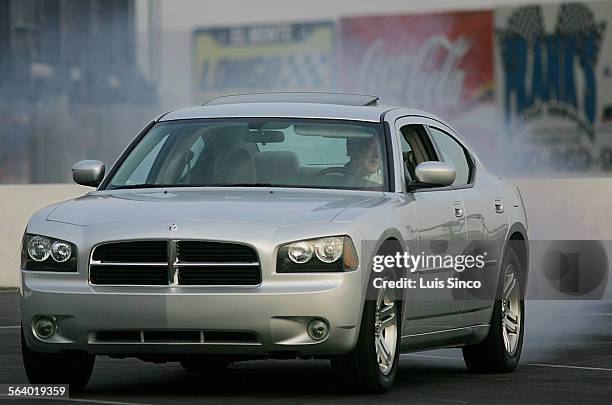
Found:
<box><xmin>178</xmin><ymin>263</ymin><xmax>260</xmax><ymax>285</ymax></box>
<box><xmin>90</xmin><ymin>264</ymin><xmax>168</xmax><ymax>285</ymax></box>
<box><xmin>90</xmin><ymin>240</ymin><xmax>260</xmax><ymax>286</ymax></box>
<box><xmin>92</xmin><ymin>240</ymin><xmax>167</xmax><ymax>263</ymax></box>
<box><xmin>177</xmin><ymin>241</ymin><xmax>257</xmax><ymax>262</ymax></box>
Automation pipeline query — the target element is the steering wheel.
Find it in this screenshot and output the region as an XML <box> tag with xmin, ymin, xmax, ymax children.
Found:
<box><xmin>318</xmin><ymin>167</ymin><xmax>354</xmax><ymax>177</ymax></box>
<box><xmin>318</xmin><ymin>166</ymin><xmax>382</xmax><ymax>189</ymax></box>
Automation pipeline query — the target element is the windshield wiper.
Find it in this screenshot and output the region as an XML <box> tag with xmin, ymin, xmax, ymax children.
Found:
<box><xmin>111</xmin><ymin>183</ymin><xmax>293</xmax><ymax>190</ymax></box>
<box><xmin>211</xmin><ymin>183</ymin><xmax>276</xmax><ymax>187</ymax></box>
<box><xmin>207</xmin><ymin>183</ymin><xmax>309</xmax><ymax>188</ymax></box>
<box><xmin>110</xmin><ymin>183</ymin><xmax>194</xmax><ymax>190</ymax></box>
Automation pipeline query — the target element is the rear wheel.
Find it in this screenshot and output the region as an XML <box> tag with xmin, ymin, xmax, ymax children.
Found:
<box><xmin>21</xmin><ymin>331</ymin><xmax>95</xmax><ymax>392</ymax></box>
<box><xmin>462</xmin><ymin>247</ymin><xmax>524</xmax><ymax>373</ymax></box>
<box><xmin>331</xmin><ymin>274</ymin><xmax>401</xmax><ymax>394</ymax></box>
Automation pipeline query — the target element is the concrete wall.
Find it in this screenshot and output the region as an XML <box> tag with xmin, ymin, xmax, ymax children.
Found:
<box><xmin>1</xmin><ymin>179</ymin><xmax>611</xmax><ymax>287</ymax></box>
<box><xmin>0</xmin><ymin>184</ymin><xmax>90</xmax><ymax>287</ymax></box>
<box><xmin>513</xmin><ymin>178</ymin><xmax>612</xmax><ymax>240</ymax></box>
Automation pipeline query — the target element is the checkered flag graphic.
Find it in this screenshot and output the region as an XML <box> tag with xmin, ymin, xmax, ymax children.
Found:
<box><xmin>505</xmin><ymin>6</ymin><xmax>545</xmax><ymax>42</ymax></box>
<box><xmin>278</xmin><ymin>53</ymin><xmax>330</xmax><ymax>90</ymax></box>
<box><xmin>557</xmin><ymin>3</ymin><xmax>598</xmax><ymax>35</ymax></box>
<box><xmin>556</xmin><ymin>3</ymin><xmax>606</xmax><ymax>62</ymax></box>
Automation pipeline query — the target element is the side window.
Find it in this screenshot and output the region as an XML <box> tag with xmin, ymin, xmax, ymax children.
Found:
<box><xmin>428</xmin><ymin>127</ymin><xmax>472</xmax><ymax>185</ymax></box>
<box><xmin>399</xmin><ymin>124</ymin><xmax>437</xmax><ymax>180</ymax></box>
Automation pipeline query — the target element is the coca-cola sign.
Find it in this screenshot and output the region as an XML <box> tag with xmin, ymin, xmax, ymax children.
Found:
<box><xmin>339</xmin><ymin>12</ymin><xmax>494</xmax><ymax>116</ymax></box>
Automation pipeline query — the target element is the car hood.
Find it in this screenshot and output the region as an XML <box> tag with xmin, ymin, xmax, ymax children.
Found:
<box><xmin>45</xmin><ymin>188</ymin><xmax>384</xmax><ymax>228</ymax></box>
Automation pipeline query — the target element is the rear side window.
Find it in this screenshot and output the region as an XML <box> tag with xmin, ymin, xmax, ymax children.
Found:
<box><xmin>428</xmin><ymin>127</ymin><xmax>472</xmax><ymax>185</ymax></box>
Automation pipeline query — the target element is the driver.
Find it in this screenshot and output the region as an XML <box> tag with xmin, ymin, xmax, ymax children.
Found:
<box><xmin>344</xmin><ymin>136</ymin><xmax>383</xmax><ymax>184</ymax></box>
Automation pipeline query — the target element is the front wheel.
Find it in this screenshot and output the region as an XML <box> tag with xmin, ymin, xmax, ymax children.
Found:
<box><xmin>331</xmin><ymin>277</ymin><xmax>400</xmax><ymax>394</ymax></box>
<box><xmin>462</xmin><ymin>247</ymin><xmax>524</xmax><ymax>373</ymax></box>
<box><xmin>21</xmin><ymin>331</ymin><xmax>95</xmax><ymax>392</ymax></box>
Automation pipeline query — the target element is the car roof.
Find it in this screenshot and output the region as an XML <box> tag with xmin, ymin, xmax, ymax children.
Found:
<box><xmin>158</xmin><ymin>92</ymin><xmax>431</xmax><ymax>123</ymax></box>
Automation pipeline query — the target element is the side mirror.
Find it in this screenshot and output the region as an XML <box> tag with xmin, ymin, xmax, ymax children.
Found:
<box><xmin>72</xmin><ymin>160</ymin><xmax>105</xmax><ymax>187</ymax></box>
<box><xmin>412</xmin><ymin>161</ymin><xmax>456</xmax><ymax>188</ymax></box>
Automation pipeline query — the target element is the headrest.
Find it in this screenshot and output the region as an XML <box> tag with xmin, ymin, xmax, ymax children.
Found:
<box><xmin>213</xmin><ymin>148</ymin><xmax>256</xmax><ymax>184</ymax></box>
<box><xmin>254</xmin><ymin>151</ymin><xmax>301</xmax><ymax>184</ymax></box>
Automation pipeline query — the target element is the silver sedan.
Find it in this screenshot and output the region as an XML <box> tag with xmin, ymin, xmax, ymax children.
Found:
<box><xmin>20</xmin><ymin>93</ymin><xmax>528</xmax><ymax>393</ymax></box>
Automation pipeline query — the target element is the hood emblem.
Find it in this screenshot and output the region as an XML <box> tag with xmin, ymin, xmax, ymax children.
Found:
<box><xmin>167</xmin><ymin>223</ymin><xmax>179</xmax><ymax>231</ymax></box>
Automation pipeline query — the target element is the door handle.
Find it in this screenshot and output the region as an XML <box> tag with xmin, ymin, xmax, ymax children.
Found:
<box><xmin>453</xmin><ymin>204</ymin><xmax>463</xmax><ymax>217</ymax></box>
<box><xmin>494</xmin><ymin>199</ymin><xmax>504</xmax><ymax>213</ymax></box>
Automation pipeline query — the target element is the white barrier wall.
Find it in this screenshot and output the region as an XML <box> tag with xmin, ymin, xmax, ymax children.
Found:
<box><xmin>513</xmin><ymin>178</ymin><xmax>612</xmax><ymax>240</ymax></box>
<box><xmin>1</xmin><ymin>179</ymin><xmax>611</xmax><ymax>287</ymax></box>
<box><xmin>0</xmin><ymin>184</ymin><xmax>90</xmax><ymax>287</ymax></box>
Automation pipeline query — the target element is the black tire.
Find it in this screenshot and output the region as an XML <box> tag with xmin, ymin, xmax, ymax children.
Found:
<box><xmin>462</xmin><ymin>247</ymin><xmax>525</xmax><ymax>373</ymax></box>
<box><xmin>21</xmin><ymin>330</ymin><xmax>95</xmax><ymax>392</ymax></box>
<box><xmin>331</xmin><ymin>243</ymin><xmax>402</xmax><ymax>394</ymax></box>
<box><xmin>180</xmin><ymin>356</ymin><xmax>231</xmax><ymax>371</ymax></box>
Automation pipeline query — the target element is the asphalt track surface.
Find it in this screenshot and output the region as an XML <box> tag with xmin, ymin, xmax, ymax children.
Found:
<box><xmin>0</xmin><ymin>291</ymin><xmax>610</xmax><ymax>404</ymax></box>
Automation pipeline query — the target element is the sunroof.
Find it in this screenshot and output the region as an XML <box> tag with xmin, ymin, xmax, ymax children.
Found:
<box><xmin>203</xmin><ymin>92</ymin><xmax>380</xmax><ymax>107</ymax></box>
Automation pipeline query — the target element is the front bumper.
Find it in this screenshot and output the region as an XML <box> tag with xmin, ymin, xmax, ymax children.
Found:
<box><xmin>21</xmin><ymin>271</ymin><xmax>363</xmax><ymax>357</ymax></box>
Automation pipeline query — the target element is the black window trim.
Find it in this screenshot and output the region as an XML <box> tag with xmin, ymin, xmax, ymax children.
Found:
<box><xmin>380</xmin><ymin>111</ymin><xmax>395</xmax><ymax>193</ymax></box>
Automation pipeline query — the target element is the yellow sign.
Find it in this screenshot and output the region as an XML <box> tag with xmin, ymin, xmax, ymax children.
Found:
<box><xmin>192</xmin><ymin>22</ymin><xmax>335</xmax><ymax>103</ymax></box>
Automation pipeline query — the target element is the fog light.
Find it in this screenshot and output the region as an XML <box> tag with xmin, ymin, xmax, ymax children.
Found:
<box><xmin>33</xmin><ymin>316</ymin><xmax>56</xmax><ymax>339</ymax></box>
<box><xmin>307</xmin><ymin>318</ymin><xmax>329</xmax><ymax>341</ymax></box>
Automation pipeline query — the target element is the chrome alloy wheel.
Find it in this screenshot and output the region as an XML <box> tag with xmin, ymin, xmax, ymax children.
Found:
<box><xmin>501</xmin><ymin>264</ymin><xmax>521</xmax><ymax>355</ymax></box>
<box><xmin>374</xmin><ymin>283</ymin><xmax>398</xmax><ymax>375</ymax></box>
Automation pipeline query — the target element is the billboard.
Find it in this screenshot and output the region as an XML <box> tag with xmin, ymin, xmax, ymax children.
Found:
<box><xmin>338</xmin><ymin>12</ymin><xmax>495</xmax><ymax>115</ymax></box>
<box><xmin>192</xmin><ymin>22</ymin><xmax>335</xmax><ymax>103</ymax></box>
<box><xmin>496</xmin><ymin>2</ymin><xmax>612</xmax><ymax>174</ymax></box>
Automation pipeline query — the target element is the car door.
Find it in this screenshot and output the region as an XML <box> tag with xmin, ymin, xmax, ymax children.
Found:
<box><xmin>395</xmin><ymin>118</ymin><xmax>468</xmax><ymax>334</ymax></box>
<box><xmin>428</xmin><ymin>126</ymin><xmax>509</xmax><ymax>325</ymax></box>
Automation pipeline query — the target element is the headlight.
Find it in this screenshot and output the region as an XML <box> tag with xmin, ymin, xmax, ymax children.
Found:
<box><xmin>51</xmin><ymin>241</ymin><xmax>72</xmax><ymax>263</ymax></box>
<box><xmin>22</xmin><ymin>234</ymin><xmax>77</xmax><ymax>272</ymax></box>
<box><xmin>27</xmin><ymin>236</ymin><xmax>52</xmax><ymax>262</ymax></box>
<box><xmin>314</xmin><ymin>237</ymin><xmax>343</xmax><ymax>263</ymax></box>
<box><xmin>277</xmin><ymin>236</ymin><xmax>358</xmax><ymax>273</ymax></box>
<box><xmin>288</xmin><ymin>241</ymin><xmax>314</xmax><ymax>264</ymax></box>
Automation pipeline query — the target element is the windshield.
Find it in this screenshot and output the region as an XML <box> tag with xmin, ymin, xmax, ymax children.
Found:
<box><xmin>105</xmin><ymin>118</ymin><xmax>387</xmax><ymax>191</ymax></box>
